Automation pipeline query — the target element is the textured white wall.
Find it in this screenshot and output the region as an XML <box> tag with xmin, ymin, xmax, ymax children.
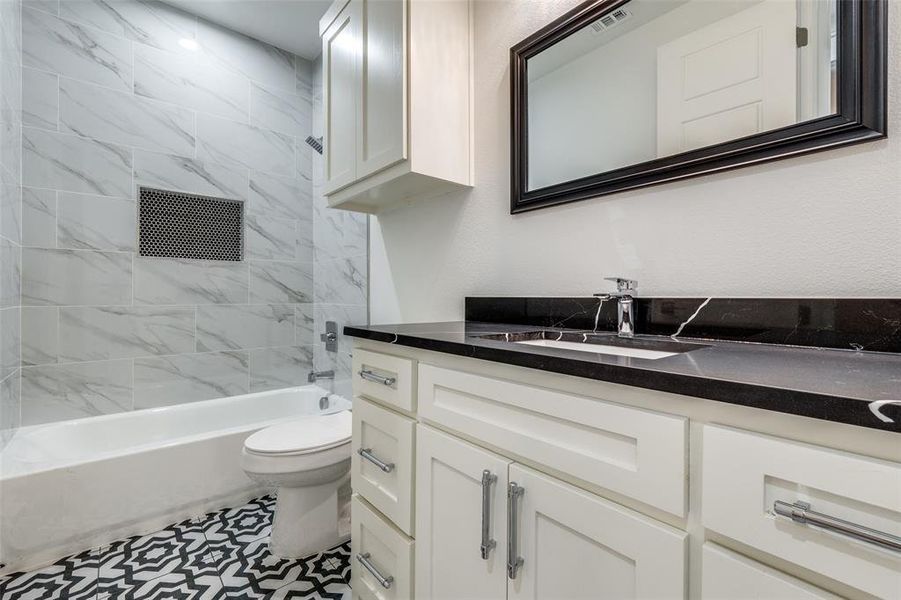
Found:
<box><xmin>370</xmin><ymin>0</ymin><xmax>901</xmax><ymax>324</ymax></box>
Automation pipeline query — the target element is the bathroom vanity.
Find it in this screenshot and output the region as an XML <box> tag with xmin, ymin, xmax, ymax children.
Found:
<box><xmin>345</xmin><ymin>298</ymin><xmax>900</xmax><ymax>599</ymax></box>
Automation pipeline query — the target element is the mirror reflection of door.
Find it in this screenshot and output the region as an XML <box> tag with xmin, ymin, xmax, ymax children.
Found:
<box><xmin>525</xmin><ymin>0</ymin><xmax>838</xmax><ymax>192</ymax></box>
<box><xmin>656</xmin><ymin>0</ymin><xmax>798</xmax><ymax>156</ymax></box>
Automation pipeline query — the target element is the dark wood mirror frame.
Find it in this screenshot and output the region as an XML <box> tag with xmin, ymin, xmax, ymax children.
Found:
<box><xmin>510</xmin><ymin>0</ymin><xmax>886</xmax><ymax>214</ymax></box>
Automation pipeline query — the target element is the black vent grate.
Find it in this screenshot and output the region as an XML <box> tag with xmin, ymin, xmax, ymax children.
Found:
<box><xmin>138</xmin><ymin>187</ymin><xmax>244</xmax><ymax>261</ymax></box>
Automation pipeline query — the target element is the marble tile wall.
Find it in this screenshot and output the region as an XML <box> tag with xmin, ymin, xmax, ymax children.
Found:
<box><xmin>0</xmin><ymin>0</ymin><xmax>22</xmax><ymax>445</ymax></box>
<box><xmin>11</xmin><ymin>0</ymin><xmax>367</xmax><ymax>426</ymax></box>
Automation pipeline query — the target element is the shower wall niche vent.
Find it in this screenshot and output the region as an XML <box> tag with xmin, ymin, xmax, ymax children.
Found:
<box><xmin>138</xmin><ymin>187</ymin><xmax>244</xmax><ymax>261</ymax></box>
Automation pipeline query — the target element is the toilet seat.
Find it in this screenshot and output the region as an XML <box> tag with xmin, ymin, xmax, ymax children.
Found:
<box><xmin>244</xmin><ymin>411</ymin><xmax>352</xmax><ymax>456</ymax></box>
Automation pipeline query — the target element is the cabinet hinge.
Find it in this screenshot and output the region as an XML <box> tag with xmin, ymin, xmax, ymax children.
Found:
<box><xmin>796</xmin><ymin>26</ymin><xmax>809</xmax><ymax>48</ymax></box>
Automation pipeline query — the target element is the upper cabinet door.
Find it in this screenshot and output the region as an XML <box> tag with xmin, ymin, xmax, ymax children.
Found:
<box><xmin>415</xmin><ymin>425</ymin><xmax>510</xmax><ymax>600</ymax></box>
<box><xmin>323</xmin><ymin>0</ymin><xmax>360</xmax><ymax>193</ymax></box>
<box><xmin>508</xmin><ymin>464</ymin><xmax>687</xmax><ymax>600</ymax></box>
<box><xmin>357</xmin><ymin>0</ymin><xmax>407</xmax><ymax>179</ymax></box>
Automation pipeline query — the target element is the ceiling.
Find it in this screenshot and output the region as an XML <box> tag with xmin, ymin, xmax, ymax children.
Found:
<box><xmin>528</xmin><ymin>0</ymin><xmax>687</xmax><ymax>82</ymax></box>
<box><xmin>165</xmin><ymin>0</ymin><xmax>332</xmax><ymax>59</ymax></box>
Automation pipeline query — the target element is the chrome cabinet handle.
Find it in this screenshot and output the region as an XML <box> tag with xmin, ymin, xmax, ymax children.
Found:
<box><xmin>774</xmin><ymin>500</ymin><xmax>901</xmax><ymax>552</ymax></box>
<box><xmin>507</xmin><ymin>482</ymin><xmax>524</xmax><ymax>579</ymax></box>
<box><xmin>359</xmin><ymin>369</ymin><xmax>396</xmax><ymax>386</ymax></box>
<box><xmin>356</xmin><ymin>552</ymin><xmax>394</xmax><ymax>589</ymax></box>
<box><xmin>358</xmin><ymin>448</ymin><xmax>395</xmax><ymax>473</ymax></box>
<box><xmin>480</xmin><ymin>470</ymin><xmax>497</xmax><ymax>559</ymax></box>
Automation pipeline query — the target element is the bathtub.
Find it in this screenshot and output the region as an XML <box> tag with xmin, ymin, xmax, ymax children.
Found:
<box><xmin>0</xmin><ymin>385</ymin><xmax>350</xmax><ymax>574</ymax></box>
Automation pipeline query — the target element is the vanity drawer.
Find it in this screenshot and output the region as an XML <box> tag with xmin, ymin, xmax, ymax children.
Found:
<box><xmin>702</xmin><ymin>425</ymin><xmax>901</xmax><ymax>599</ymax></box>
<box><xmin>417</xmin><ymin>364</ymin><xmax>688</xmax><ymax>517</ymax></box>
<box><xmin>352</xmin><ymin>397</ymin><xmax>416</xmax><ymax>535</ymax></box>
<box><xmin>702</xmin><ymin>544</ymin><xmax>838</xmax><ymax>599</ymax></box>
<box><xmin>351</xmin><ymin>495</ymin><xmax>414</xmax><ymax>600</ymax></box>
<box><xmin>353</xmin><ymin>349</ymin><xmax>416</xmax><ymax>413</ymax></box>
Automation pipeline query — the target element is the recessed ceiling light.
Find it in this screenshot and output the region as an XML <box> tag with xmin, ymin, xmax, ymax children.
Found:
<box><xmin>179</xmin><ymin>38</ymin><xmax>200</xmax><ymax>51</ymax></box>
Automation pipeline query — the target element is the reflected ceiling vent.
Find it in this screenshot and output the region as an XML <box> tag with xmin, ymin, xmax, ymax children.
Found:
<box><xmin>590</xmin><ymin>7</ymin><xmax>632</xmax><ymax>34</ymax></box>
<box><xmin>138</xmin><ymin>187</ymin><xmax>244</xmax><ymax>261</ymax></box>
<box><xmin>305</xmin><ymin>135</ymin><xmax>323</xmax><ymax>155</ymax></box>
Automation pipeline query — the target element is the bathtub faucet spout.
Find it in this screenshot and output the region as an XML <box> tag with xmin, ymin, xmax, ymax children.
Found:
<box><xmin>308</xmin><ymin>370</ymin><xmax>335</xmax><ymax>383</ymax></box>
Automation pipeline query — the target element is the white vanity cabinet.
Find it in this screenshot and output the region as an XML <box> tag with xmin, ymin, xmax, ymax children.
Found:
<box><xmin>414</xmin><ymin>424</ymin><xmax>511</xmax><ymax>600</ymax></box>
<box><xmin>414</xmin><ymin>425</ymin><xmax>686</xmax><ymax>599</ymax></box>
<box><xmin>703</xmin><ymin>425</ymin><xmax>901</xmax><ymax>599</ymax></box>
<box><xmin>351</xmin><ymin>495</ymin><xmax>414</xmax><ymax>600</ymax></box>
<box><xmin>701</xmin><ymin>544</ymin><xmax>840</xmax><ymax>599</ymax></box>
<box><xmin>350</xmin><ymin>341</ymin><xmax>901</xmax><ymax>600</ymax></box>
<box><xmin>320</xmin><ymin>0</ymin><xmax>472</xmax><ymax>214</ymax></box>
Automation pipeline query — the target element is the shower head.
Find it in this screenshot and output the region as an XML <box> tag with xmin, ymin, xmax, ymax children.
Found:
<box><xmin>305</xmin><ymin>136</ymin><xmax>323</xmax><ymax>155</ymax></box>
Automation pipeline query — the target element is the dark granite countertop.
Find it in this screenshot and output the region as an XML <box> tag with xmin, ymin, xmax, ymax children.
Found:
<box><xmin>345</xmin><ymin>321</ymin><xmax>901</xmax><ymax>433</ymax></box>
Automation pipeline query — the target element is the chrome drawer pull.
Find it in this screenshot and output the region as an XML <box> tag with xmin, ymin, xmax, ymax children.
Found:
<box><xmin>507</xmin><ymin>482</ymin><xmax>525</xmax><ymax>579</ymax></box>
<box><xmin>774</xmin><ymin>500</ymin><xmax>901</xmax><ymax>552</ymax></box>
<box><xmin>359</xmin><ymin>369</ymin><xmax>396</xmax><ymax>386</ymax></box>
<box><xmin>358</xmin><ymin>447</ymin><xmax>395</xmax><ymax>473</ymax></box>
<box><xmin>480</xmin><ymin>470</ymin><xmax>497</xmax><ymax>559</ymax></box>
<box><xmin>356</xmin><ymin>552</ymin><xmax>394</xmax><ymax>589</ymax></box>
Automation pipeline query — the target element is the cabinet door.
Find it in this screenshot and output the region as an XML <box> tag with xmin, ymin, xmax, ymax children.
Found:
<box><xmin>508</xmin><ymin>464</ymin><xmax>687</xmax><ymax>599</ymax></box>
<box><xmin>702</xmin><ymin>544</ymin><xmax>839</xmax><ymax>599</ymax></box>
<box><xmin>323</xmin><ymin>0</ymin><xmax>360</xmax><ymax>193</ymax></box>
<box><xmin>357</xmin><ymin>0</ymin><xmax>406</xmax><ymax>179</ymax></box>
<box><xmin>415</xmin><ymin>424</ymin><xmax>509</xmax><ymax>600</ymax></box>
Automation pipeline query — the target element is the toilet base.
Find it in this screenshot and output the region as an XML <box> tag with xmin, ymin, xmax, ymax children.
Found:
<box><xmin>270</xmin><ymin>483</ymin><xmax>342</xmax><ymax>559</ymax></box>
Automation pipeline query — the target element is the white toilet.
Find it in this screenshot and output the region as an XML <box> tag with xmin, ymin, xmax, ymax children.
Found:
<box><xmin>242</xmin><ymin>410</ymin><xmax>352</xmax><ymax>558</ymax></box>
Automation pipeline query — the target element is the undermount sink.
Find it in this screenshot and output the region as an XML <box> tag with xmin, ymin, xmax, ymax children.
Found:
<box><xmin>477</xmin><ymin>331</ymin><xmax>705</xmax><ymax>360</ymax></box>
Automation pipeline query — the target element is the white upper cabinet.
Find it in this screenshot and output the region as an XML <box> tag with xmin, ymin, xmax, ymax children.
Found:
<box><xmin>320</xmin><ymin>0</ymin><xmax>473</xmax><ymax>213</ymax></box>
<box><xmin>357</xmin><ymin>0</ymin><xmax>406</xmax><ymax>178</ymax></box>
<box><xmin>322</xmin><ymin>0</ymin><xmax>360</xmax><ymax>192</ymax></box>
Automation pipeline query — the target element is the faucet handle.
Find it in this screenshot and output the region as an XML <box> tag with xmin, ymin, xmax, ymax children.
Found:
<box><xmin>604</xmin><ymin>277</ymin><xmax>638</xmax><ymax>294</ymax></box>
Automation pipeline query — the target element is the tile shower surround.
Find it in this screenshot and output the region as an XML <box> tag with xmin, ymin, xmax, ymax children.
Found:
<box><xmin>2</xmin><ymin>0</ymin><xmax>368</xmax><ymax>428</ymax></box>
<box><xmin>0</xmin><ymin>0</ymin><xmax>22</xmax><ymax>445</ymax></box>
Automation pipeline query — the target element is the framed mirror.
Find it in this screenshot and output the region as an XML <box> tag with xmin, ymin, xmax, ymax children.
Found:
<box><xmin>510</xmin><ymin>0</ymin><xmax>886</xmax><ymax>213</ymax></box>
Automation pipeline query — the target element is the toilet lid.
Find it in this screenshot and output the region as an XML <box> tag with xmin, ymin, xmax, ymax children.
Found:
<box><xmin>244</xmin><ymin>411</ymin><xmax>352</xmax><ymax>455</ymax></box>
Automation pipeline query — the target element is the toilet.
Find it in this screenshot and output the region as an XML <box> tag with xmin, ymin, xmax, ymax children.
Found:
<box><xmin>242</xmin><ymin>410</ymin><xmax>352</xmax><ymax>558</ymax></box>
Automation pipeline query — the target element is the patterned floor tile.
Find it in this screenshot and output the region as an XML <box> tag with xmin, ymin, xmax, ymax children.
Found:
<box><xmin>99</xmin><ymin>561</ymin><xmax>227</xmax><ymax>600</ymax></box>
<box><xmin>298</xmin><ymin>583</ymin><xmax>351</xmax><ymax>600</ymax></box>
<box><xmin>313</xmin><ymin>581</ymin><xmax>352</xmax><ymax>600</ymax></box>
<box><xmin>211</xmin><ymin>536</ymin><xmax>313</xmax><ymax>599</ymax></box>
<box><xmin>263</xmin><ymin>579</ymin><xmax>316</xmax><ymax>599</ymax></box>
<box><xmin>97</xmin><ymin>518</ymin><xmax>211</xmax><ymax>596</ymax></box>
<box><xmin>201</xmin><ymin>495</ymin><xmax>275</xmax><ymax>549</ymax></box>
<box><xmin>0</xmin><ymin>548</ymin><xmax>98</xmax><ymax>600</ymax></box>
<box><xmin>305</xmin><ymin>545</ymin><xmax>350</xmax><ymax>587</ymax></box>
<box><xmin>267</xmin><ymin>571</ymin><xmax>351</xmax><ymax>599</ymax></box>
<box><xmin>97</xmin><ymin>550</ymin><xmax>224</xmax><ymax>600</ymax></box>
<box><xmin>2</xmin><ymin>495</ymin><xmax>350</xmax><ymax>600</ymax></box>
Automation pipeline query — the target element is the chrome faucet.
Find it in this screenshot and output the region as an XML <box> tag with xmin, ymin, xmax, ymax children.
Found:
<box><xmin>594</xmin><ymin>277</ymin><xmax>638</xmax><ymax>338</ymax></box>
<box><xmin>308</xmin><ymin>370</ymin><xmax>335</xmax><ymax>383</ymax></box>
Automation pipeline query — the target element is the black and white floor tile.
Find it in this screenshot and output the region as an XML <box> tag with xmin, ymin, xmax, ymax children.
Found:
<box><xmin>0</xmin><ymin>495</ymin><xmax>351</xmax><ymax>600</ymax></box>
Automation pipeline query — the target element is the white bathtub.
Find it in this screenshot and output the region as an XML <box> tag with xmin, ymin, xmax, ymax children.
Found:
<box><xmin>0</xmin><ymin>385</ymin><xmax>350</xmax><ymax>574</ymax></box>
